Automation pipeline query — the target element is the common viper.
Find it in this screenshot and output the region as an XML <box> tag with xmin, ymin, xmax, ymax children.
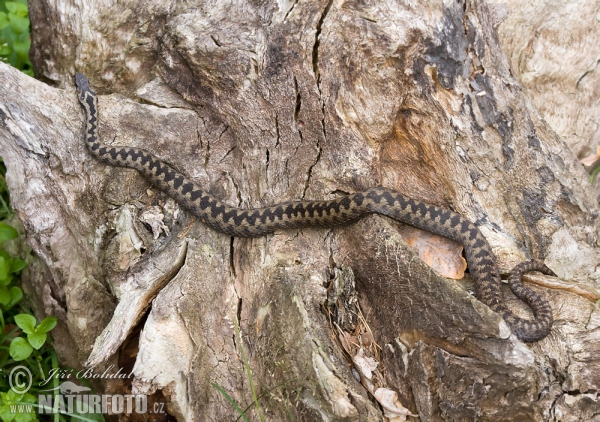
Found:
<box><xmin>75</xmin><ymin>73</ymin><xmax>555</xmax><ymax>342</ymax></box>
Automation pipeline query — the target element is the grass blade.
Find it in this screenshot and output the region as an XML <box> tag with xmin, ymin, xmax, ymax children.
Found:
<box><xmin>211</xmin><ymin>382</ymin><xmax>250</xmax><ymax>422</ymax></box>
<box><xmin>236</xmin><ymin>378</ymin><xmax>296</xmax><ymax>422</ymax></box>
<box><xmin>234</xmin><ymin>316</ymin><xmax>265</xmax><ymax>422</ymax></box>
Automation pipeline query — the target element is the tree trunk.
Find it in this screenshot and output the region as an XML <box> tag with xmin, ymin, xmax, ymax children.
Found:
<box><xmin>497</xmin><ymin>0</ymin><xmax>600</xmax><ymax>160</ymax></box>
<box><xmin>1</xmin><ymin>0</ymin><xmax>599</xmax><ymax>420</ymax></box>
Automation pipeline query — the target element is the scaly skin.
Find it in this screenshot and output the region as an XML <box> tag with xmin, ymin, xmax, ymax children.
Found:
<box><xmin>75</xmin><ymin>73</ymin><xmax>554</xmax><ymax>342</ymax></box>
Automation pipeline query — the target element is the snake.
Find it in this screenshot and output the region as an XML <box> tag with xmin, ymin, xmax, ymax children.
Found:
<box><xmin>75</xmin><ymin>73</ymin><xmax>555</xmax><ymax>343</ymax></box>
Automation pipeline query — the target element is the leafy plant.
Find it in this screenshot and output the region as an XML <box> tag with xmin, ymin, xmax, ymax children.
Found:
<box><xmin>0</xmin><ymin>4</ymin><xmax>88</xmax><ymax>420</ymax></box>
<box><xmin>0</xmin><ymin>221</ymin><xmax>61</xmax><ymax>420</ymax></box>
<box><xmin>0</xmin><ymin>0</ymin><xmax>33</xmax><ymax>76</ymax></box>
<box><xmin>0</xmin><ymin>223</ymin><xmax>24</xmax><ymax>311</ymax></box>
<box><xmin>0</xmin><ymin>156</ymin><xmax>82</xmax><ymax>422</ymax></box>
<box><xmin>0</xmin><ymin>111</ymin><xmax>60</xmax><ymax>419</ymax></box>
<box><xmin>0</xmin><ymin>390</ymin><xmax>36</xmax><ymax>422</ymax></box>
<box><xmin>9</xmin><ymin>315</ymin><xmax>57</xmax><ymax>361</ymax></box>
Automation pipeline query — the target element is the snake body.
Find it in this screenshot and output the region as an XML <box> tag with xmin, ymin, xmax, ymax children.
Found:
<box><xmin>75</xmin><ymin>73</ymin><xmax>554</xmax><ymax>342</ymax></box>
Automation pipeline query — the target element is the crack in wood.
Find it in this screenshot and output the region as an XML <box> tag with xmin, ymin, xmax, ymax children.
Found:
<box><xmin>312</xmin><ymin>0</ymin><xmax>333</xmax><ymax>86</ymax></box>
<box><xmin>283</xmin><ymin>0</ymin><xmax>299</xmax><ymax>23</ymax></box>
<box><xmin>230</xmin><ymin>236</ymin><xmax>236</xmax><ymax>277</ymax></box>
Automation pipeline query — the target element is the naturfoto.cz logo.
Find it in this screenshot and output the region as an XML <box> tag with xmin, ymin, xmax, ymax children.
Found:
<box><xmin>7</xmin><ymin>365</ymin><xmax>166</xmax><ymax>416</ymax></box>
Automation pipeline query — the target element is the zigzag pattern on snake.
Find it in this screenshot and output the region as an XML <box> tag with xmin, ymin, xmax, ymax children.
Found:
<box><xmin>75</xmin><ymin>73</ymin><xmax>555</xmax><ymax>343</ymax></box>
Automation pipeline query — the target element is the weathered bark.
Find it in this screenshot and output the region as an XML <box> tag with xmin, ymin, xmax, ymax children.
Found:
<box><xmin>497</xmin><ymin>0</ymin><xmax>600</xmax><ymax>206</ymax></box>
<box><xmin>1</xmin><ymin>0</ymin><xmax>599</xmax><ymax>420</ymax></box>
<box><xmin>497</xmin><ymin>0</ymin><xmax>600</xmax><ymax>160</ymax></box>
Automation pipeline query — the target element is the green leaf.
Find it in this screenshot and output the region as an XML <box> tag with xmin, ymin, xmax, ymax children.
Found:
<box><xmin>7</xmin><ymin>286</ymin><xmax>23</xmax><ymax>308</ymax></box>
<box><xmin>8</xmin><ymin>14</ymin><xmax>29</xmax><ymax>34</ymax></box>
<box><xmin>1</xmin><ymin>30</ymin><xmax>16</xmax><ymax>45</ymax></box>
<box><xmin>0</xmin><ymin>405</ymin><xmax>16</xmax><ymax>422</ymax></box>
<box><xmin>14</xmin><ymin>411</ymin><xmax>36</xmax><ymax>422</ymax></box>
<box><xmin>12</xmin><ymin>395</ymin><xmax>36</xmax><ymax>422</ymax></box>
<box><xmin>9</xmin><ymin>258</ymin><xmax>26</xmax><ymax>273</ymax></box>
<box><xmin>0</xmin><ymin>44</ymin><xmax>12</xmax><ymax>56</ymax></box>
<box><xmin>0</xmin><ymin>273</ymin><xmax>12</xmax><ymax>287</ymax></box>
<box><xmin>13</xmin><ymin>314</ymin><xmax>36</xmax><ymax>334</ymax></box>
<box><xmin>0</xmin><ymin>12</ymin><xmax>9</xmax><ymax>30</ymax></box>
<box><xmin>0</xmin><ymin>222</ymin><xmax>18</xmax><ymax>243</ymax></box>
<box><xmin>36</xmin><ymin>316</ymin><xmax>57</xmax><ymax>333</ymax></box>
<box><xmin>0</xmin><ymin>256</ymin><xmax>8</xmax><ymax>281</ymax></box>
<box><xmin>0</xmin><ymin>286</ymin><xmax>10</xmax><ymax>305</ymax></box>
<box><xmin>2</xmin><ymin>392</ymin><xmax>36</xmax><ymax>422</ymax></box>
<box><xmin>12</xmin><ymin>39</ymin><xmax>29</xmax><ymax>56</ymax></box>
<box><xmin>19</xmin><ymin>393</ymin><xmax>36</xmax><ymax>405</ymax></box>
<box><xmin>9</xmin><ymin>337</ymin><xmax>33</xmax><ymax>361</ymax></box>
<box><xmin>6</xmin><ymin>390</ymin><xmax>22</xmax><ymax>402</ymax></box>
<box><xmin>27</xmin><ymin>332</ymin><xmax>46</xmax><ymax>350</ymax></box>
<box><xmin>5</xmin><ymin>2</ymin><xmax>28</xmax><ymax>17</ymax></box>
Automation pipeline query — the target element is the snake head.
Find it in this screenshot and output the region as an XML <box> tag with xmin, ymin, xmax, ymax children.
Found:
<box><xmin>74</xmin><ymin>73</ymin><xmax>95</xmax><ymax>102</ymax></box>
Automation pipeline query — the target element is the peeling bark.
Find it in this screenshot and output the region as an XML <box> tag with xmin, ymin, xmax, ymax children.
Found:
<box><xmin>1</xmin><ymin>0</ymin><xmax>599</xmax><ymax>420</ymax></box>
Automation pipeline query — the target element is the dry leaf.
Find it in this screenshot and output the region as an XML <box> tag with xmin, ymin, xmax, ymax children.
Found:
<box><xmin>374</xmin><ymin>388</ymin><xmax>418</xmax><ymax>420</ymax></box>
<box><xmin>580</xmin><ymin>147</ymin><xmax>600</xmax><ymax>167</ymax></box>
<box><xmin>352</xmin><ymin>348</ymin><xmax>378</xmax><ymax>380</ymax></box>
<box><xmin>398</xmin><ymin>226</ymin><xmax>467</xmax><ymax>279</ymax></box>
